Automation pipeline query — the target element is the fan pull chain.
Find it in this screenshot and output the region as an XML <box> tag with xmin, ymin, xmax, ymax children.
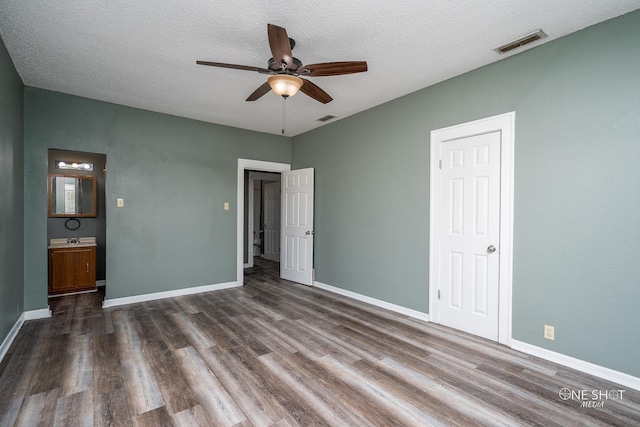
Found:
<box><xmin>281</xmin><ymin>95</ymin><xmax>287</xmax><ymax>135</ymax></box>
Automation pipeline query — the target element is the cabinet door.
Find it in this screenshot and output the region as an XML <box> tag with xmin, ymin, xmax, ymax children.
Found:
<box><xmin>74</xmin><ymin>247</ymin><xmax>96</xmax><ymax>290</ymax></box>
<box><xmin>50</xmin><ymin>250</ymin><xmax>78</xmax><ymax>292</ymax></box>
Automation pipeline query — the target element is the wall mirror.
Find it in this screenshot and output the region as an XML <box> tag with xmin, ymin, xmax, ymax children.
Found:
<box><xmin>48</xmin><ymin>175</ymin><xmax>97</xmax><ymax>217</ymax></box>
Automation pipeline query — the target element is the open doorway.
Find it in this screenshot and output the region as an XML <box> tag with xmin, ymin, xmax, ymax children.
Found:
<box><xmin>246</xmin><ymin>171</ymin><xmax>282</xmax><ymax>268</ymax></box>
<box><xmin>47</xmin><ymin>149</ymin><xmax>107</xmax><ymax>299</ymax></box>
<box><xmin>237</xmin><ymin>159</ymin><xmax>291</xmax><ymax>286</ymax></box>
<box><xmin>237</xmin><ymin>160</ymin><xmax>316</xmax><ymax>287</ymax></box>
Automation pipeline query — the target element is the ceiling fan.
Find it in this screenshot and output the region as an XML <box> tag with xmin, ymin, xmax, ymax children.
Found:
<box><xmin>197</xmin><ymin>24</ymin><xmax>368</xmax><ymax>104</ymax></box>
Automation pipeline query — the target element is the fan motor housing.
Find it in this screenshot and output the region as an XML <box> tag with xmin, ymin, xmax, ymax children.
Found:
<box><xmin>268</xmin><ymin>57</ymin><xmax>303</xmax><ymax>72</ymax></box>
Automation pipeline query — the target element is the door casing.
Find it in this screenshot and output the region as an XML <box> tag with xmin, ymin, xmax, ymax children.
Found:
<box><xmin>429</xmin><ymin>112</ymin><xmax>515</xmax><ymax>345</ymax></box>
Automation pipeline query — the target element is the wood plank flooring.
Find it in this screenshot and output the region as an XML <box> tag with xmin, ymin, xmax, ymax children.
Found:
<box><xmin>1</xmin><ymin>258</ymin><xmax>639</xmax><ymax>426</ymax></box>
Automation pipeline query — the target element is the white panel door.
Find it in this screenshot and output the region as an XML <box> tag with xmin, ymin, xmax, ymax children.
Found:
<box><xmin>438</xmin><ymin>131</ymin><xmax>501</xmax><ymax>340</ymax></box>
<box><xmin>263</xmin><ymin>181</ymin><xmax>281</xmax><ymax>262</ymax></box>
<box><xmin>280</xmin><ymin>168</ymin><xmax>314</xmax><ymax>285</ymax></box>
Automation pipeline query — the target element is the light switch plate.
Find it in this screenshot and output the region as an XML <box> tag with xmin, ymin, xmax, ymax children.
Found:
<box><xmin>224</xmin><ymin>202</ymin><xmax>229</xmax><ymax>210</ymax></box>
<box><xmin>117</xmin><ymin>198</ymin><xmax>124</xmax><ymax>208</ymax></box>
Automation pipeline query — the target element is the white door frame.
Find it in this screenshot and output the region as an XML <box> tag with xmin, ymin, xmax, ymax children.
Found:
<box><xmin>246</xmin><ymin>171</ymin><xmax>282</xmax><ymax>268</ymax></box>
<box><xmin>429</xmin><ymin>112</ymin><xmax>515</xmax><ymax>345</ymax></box>
<box><xmin>237</xmin><ymin>159</ymin><xmax>291</xmax><ymax>285</ymax></box>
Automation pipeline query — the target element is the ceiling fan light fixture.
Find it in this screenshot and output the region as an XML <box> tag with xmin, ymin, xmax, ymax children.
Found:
<box><xmin>268</xmin><ymin>75</ymin><xmax>303</xmax><ymax>98</ymax></box>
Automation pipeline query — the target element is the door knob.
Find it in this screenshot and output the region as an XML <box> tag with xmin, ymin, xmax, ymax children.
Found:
<box><xmin>305</xmin><ymin>230</ymin><xmax>315</xmax><ymax>235</ymax></box>
<box><xmin>487</xmin><ymin>245</ymin><xmax>496</xmax><ymax>253</ymax></box>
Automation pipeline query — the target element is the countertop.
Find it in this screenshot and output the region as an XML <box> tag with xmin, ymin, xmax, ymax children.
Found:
<box><xmin>48</xmin><ymin>237</ymin><xmax>97</xmax><ymax>249</ymax></box>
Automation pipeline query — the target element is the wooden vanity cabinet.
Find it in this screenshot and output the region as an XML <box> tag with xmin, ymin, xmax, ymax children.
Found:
<box><xmin>48</xmin><ymin>246</ymin><xmax>96</xmax><ymax>295</ymax></box>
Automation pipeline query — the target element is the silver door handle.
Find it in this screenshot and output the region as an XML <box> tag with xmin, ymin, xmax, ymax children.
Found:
<box><xmin>487</xmin><ymin>245</ymin><xmax>496</xmax><ymax>253</ymax></box>
<box><xmin>305</xmin><ymin>230</ymin><xmax>315</xmax><ymax>235</ymax></box>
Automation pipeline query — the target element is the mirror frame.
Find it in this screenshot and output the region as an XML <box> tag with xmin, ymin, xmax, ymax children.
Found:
<box><xmin>48</xmin><ymin>174</ymin><xmax>98</xmax><ymax>218</ymax></box>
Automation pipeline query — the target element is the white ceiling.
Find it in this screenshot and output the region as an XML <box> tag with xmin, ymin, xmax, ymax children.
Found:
<box><xmin>1</xmin><ymin>1</ymin><xmax>639</xmax><ymax>136</ymax></box>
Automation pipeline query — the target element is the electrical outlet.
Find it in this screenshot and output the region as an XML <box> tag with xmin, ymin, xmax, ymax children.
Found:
<box><xmin>544</xmin><ymin>325</ymin><xmax>555</xmax><ymax>340</ymax></box>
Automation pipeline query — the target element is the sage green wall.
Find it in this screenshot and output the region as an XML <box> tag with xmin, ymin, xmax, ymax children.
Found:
<box><xmin>292</xmin><ymin>11</ymin><xmax>640</xmax><ymax>377</ymax></box>
<box><xmin>0</xmin><ymin>35</ymin><xmax>24</xmax><ymax>343</ymax></box>
<box><xmin>24</xmin><ymin>88</ymin><xmax>290</xmax><ymax>308</ymax></box>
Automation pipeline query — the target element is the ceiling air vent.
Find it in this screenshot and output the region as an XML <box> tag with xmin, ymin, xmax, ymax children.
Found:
<box><xmin>317</xmin><ymin>115</ymin><xmax>336</xmax><ymax>122</ymax></box>
<box><xmin>494</xmin><ymin>30</ymin><xmax>547</xmax><ymax>54</ymax></box>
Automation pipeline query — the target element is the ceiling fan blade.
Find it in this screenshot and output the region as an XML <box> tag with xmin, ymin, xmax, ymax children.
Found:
<box><xmin>246</xmin><ymin>81</ymin><xmax>272</xmax><ymax>101</ymax></box>
<box><xmin>299</xmin><ymin>79</ymin><xmax>333</xmax><ymax>104</ymax></box>
<box><xmin>267</xmin><ymin>24</ymin><xmax>293</xmax><ymax>69</ymax></box>
<box><xmin>298</xmin><ymin>61</ymin><xmax>368</xmax><ymax>77</ymax></box>
<box><xmin>197</xmin><ymin>61</ymin><xmax>271</xmax><ymax>74</ymax></box>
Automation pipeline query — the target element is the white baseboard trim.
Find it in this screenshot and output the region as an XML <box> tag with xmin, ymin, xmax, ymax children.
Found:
<box><xmin>313</xmin><ymin>281</ymin><xmax>430</xmax><ymax>322</ymax></box>
<box><xmin>24</xmin><ymin>308</ymin><xmax>52</xmax><ymax>320</ymax></box>
<box><xmin>243</xmin><ymin>263</ymin><xmax>250</xmax><ymax>268</ymax></box>
<box><xmin>511</xmin><ymin>339</ymin><xmax>640</xmax><ymax>391</ymax></box>
<box><xmin>1</xmin><ymin>307</ymin><xmax>51</xmax><ymax>363</ymax></box>
<box><xmin>0</xmin><ymin>313</ymin><xmax>25</xmax><ymax>363</ymax></box>
<box><xmin>96</xmin><ymin>280</ymin><xmax>106</xmax><ymax>287</ymax></box>
<box><xmin>102</xmin><ymin>281</ymin><xmax>241</xmax><ymax>308</ymax></box>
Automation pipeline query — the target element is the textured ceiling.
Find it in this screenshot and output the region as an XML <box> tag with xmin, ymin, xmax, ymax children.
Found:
<box><xmin>1</xmin><ymin>1</ymin><xmax>639</xmax><ymax>136</ymax></box>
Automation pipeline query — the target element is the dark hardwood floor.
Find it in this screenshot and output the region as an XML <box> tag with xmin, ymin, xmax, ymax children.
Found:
<box><xmin>1</xmin><ymin>258</ymin><xmax>638</xmax><ymax>426</ymax></box>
